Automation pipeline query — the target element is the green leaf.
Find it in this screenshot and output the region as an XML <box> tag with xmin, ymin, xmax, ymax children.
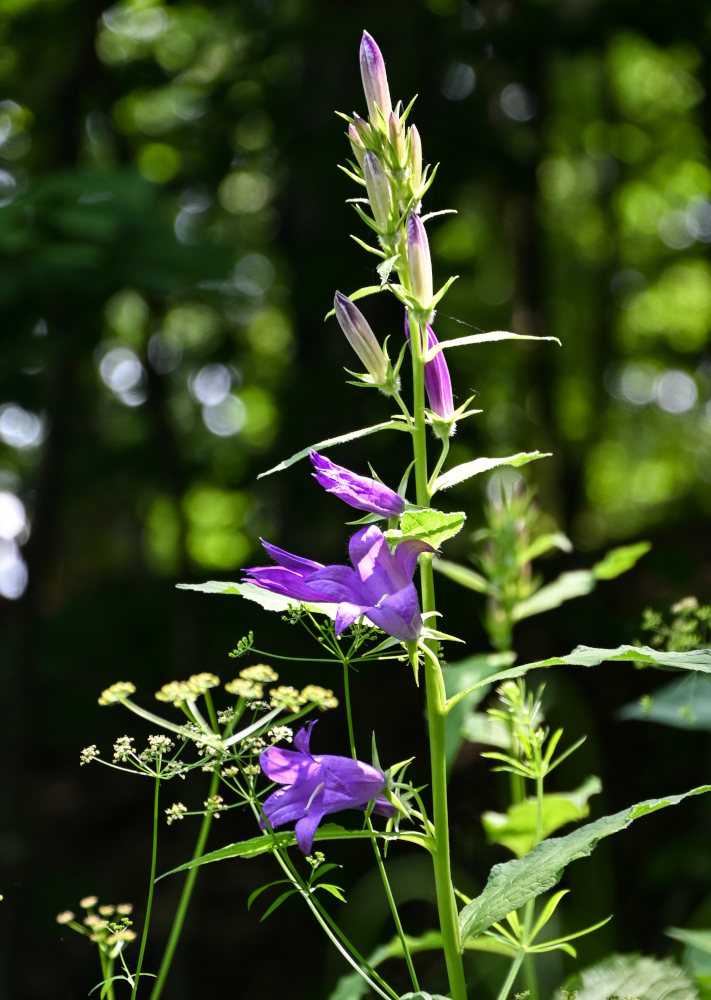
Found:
<box><xmin>512</xmin><ymin>570</ymin><xmax>596</xmax><ymax>622</ymax></box>
<box><xmin>667</xmin><ymin>927</ymin><xmax>711</xmax><ymax>957</ymax></box>
<box><xmin>160</xmin><ymin>823</ymin><xmax>428</xmax><ymax>878</ymax></box>
<box><xmin>592</xmin><ymin>540</ymin><xmax>651</xmax><ymax>580</ymax></box>
<box><xmin>176</xmin><ymin>580</ymin><xmax>338</xmax><ymax>620</ymax></box>
<box><xmin>459</xmin><ymin>784</ymin><xmax>711</xmax><ymax>941</ymax></box>
<box><xmin>385</xmin><ymin>508</ymin><xmax>466</xmax><ymax>550</ymax></box>
<box><xmin>260</xmin><ymin>887</ymin><xmax>298</xmax><ymax>921</ymax></box>
<box><xmin>257</xmin><ymin>420</ymin><xmax>409</xmax><ymax>478</ymax></box>
<box><xmin>315</xmin><ymin>883</ymin><xmax>347</xmax><ymax>903</ymax></box>
<box><xmin>430</xmin><ymin>330</ymin><xmax>562</xmax><ymax>354</ymax></box>
<box><xmin>432</xmin><ymin>452</ymin><xmax>550</xmax><ymax>494</ymax></box>
<box><xmin>447</xmin><ymin>644</ymin><xmax>711</xmax><ymax>714</ymax></box>
<box><xmin>519</xmin><ymin>531</ymin><xmax>573</xmax><ymax>562</ymax></box>
<box><xmin>442</xmin><ymin>652</ymin><xmax>516</xmax><ymax>770</ymax></box>
<box><xmin>481</xmin><ymin>776</ymin><xmax>602</xmax><ymax>857</ymax></box>
<box><xmin>555</xmin><ymin>953</ymin><xmax>699</xmax><ymax>1000</ymax></box>
<box><xmin>433</xmin><ymin>556</ymin><xmax>490</xmax><ymax>595</ymax></box>
<box><xmin>619</xmin><ymin>674</ymin><xmax>711</xmax><ymax>731</ymax></box>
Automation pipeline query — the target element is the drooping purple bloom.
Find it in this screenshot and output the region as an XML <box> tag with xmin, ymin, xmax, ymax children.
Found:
<box><xmin>359</xmin><ymin>31</ymin><xmax>392</xmax><ymax>125</ymax></box>
<box><xmin>405</xmin><ymin>313</ymin><xmax>455</xmax><ymax>421</ymax></box>
<box><xmin>243</xmin><ymin>525</ymin><xmax>433</xmax><ymax>641</ymax></box>
<box><xmin>260</xmin><ymin>721</ymin><xmax>396</xmax><ymax>853</ymax></box>
<box><xmin>310</xmin><ymin>451</ymin><xmax>405</xmax><ymax>518</ymax></box>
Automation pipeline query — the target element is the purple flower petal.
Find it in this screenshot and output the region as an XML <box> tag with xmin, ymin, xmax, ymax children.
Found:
<box><xmin>260</xmin><ymin>724</ymin><xmax>392</xmax><ymax>853</ymax></box>
<box><xmin>310</xmin><ymin>452</ymin><xmax>405</xmax><ymax>518</ymax></box>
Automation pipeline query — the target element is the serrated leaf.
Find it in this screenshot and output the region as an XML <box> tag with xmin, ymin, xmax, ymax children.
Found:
<box><xmin>556</xmin><ymin>953</ymin><xmax>698</xmax><ymax>1000</ymax></box>
<box><xmin>446</xmin><ymin>644</ymin><xmax>711</xmax><ymax>714</ymax></box>
<box><xmin>385</xmin><ymin>508</ymin><xmax>466</xmax><ymax>550</ymax></box>
<box><xmin>512</xmin><ymin>570</ymin><xmax>596</xmax><ymax>621</ymax></box>
<box><xmin>432</xmin><ymin>452</ymin><xmax>550</xmax><ymax>493</ymax></box>
<box><xmin>481</xmin><ymin>776</ymin><xmax>602</xmax><ymax>857</ymax></box>
<box><xmin>619</xmin><ymin>674</ymin><xmax>711</xmax><ymax>731</ymax></box>
<box><xmin>176</xmin><ymin>580</ymin><xmax>338</xmax><ymax>619</ymax></box>
<box><xmin>433</xmin><ymin>556</ymin><xmax>491</xmax><ymax>595</ymax></box>
<box><xmin>459</xmin><ymin>784</ymin><xmax>711</xmax><ymax>941</ymax></box>
<box><xmin>257</xmin><ymin>420</ymin><xmax>408</xmax><ymax>477</ymax></box>
<box><xmin>593</xmin><ymin>540</ymin><xmax>651</xmax><ymax>580</ymax></box>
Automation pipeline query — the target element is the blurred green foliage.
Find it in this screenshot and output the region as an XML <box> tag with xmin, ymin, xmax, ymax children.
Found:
<box><xmin>1</xmin><ymin>1</ymin><xmax>710</xmax><ymax>998</ymax></box>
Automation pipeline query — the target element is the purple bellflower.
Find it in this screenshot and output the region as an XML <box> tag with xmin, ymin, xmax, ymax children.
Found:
<box><xmin>310</xmin><ymin>451</ymin><xmax>405</xmax><ymax>518</ymax></box>
<box><xmin>405</xmin><ymin>313</ymin><xmax>455</xmax><ymax>421</ymax></box>
<box><xmin>260</xmin><ymin>721</ymin><xmax>396</xmax><ymax>854</ymax></box>
<box><xmin>243</xmin><ymin>525</ymin><xmax>433</xmax><ymax>641</ymax></box>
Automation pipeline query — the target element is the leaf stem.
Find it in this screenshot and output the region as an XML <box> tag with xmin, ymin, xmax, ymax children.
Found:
<box><xmin>148</xmin><ymin>767</ymin><xmax>221</xmax><ymax>1000</ymax></box>
<box><xmin>131</xmin><ymin>773</ymin><xmax>160</xmax><ymax>1000</ymax></box>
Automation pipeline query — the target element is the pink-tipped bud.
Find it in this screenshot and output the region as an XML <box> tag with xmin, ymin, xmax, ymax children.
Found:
<box><xmin>406</xmin><ymin>214</ymin><xmax>433</xmax><ymax>309</ymax></box>
<box><xmin>348</xmin><ymin>124</ymin><xmax>366</xmax><ymax>168</ymax></box>
<box><xmin>360</xmin><ymin>31</ymin><xmax>392</xmax><ymax>125</ymax></box>
<box><xmin>409</xmin><ymin>125</ymin><xmax>422</xmax><ymax>192</ymax></box>
<box><xmin>352</xmin><ymin>113</ymin><xmax>372</xmax><ymax>142</ymax></box>
<box><xmin>333</xmin><ymin>291</ymin><xmax>389</xmax><ymax>384</ymax></box>
<box><xmin>363</xmin><ymin>151</ymin><xmax>391</xmax><ymax>230</ymax></box>
<box><xmin>387</xmin><ymin>112</ymin><xmax>406</xmax><ymax>166</ymax></box>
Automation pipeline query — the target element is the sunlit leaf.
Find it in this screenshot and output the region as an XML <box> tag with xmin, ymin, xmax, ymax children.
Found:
<box><xmin>385</xmin><ymin>508</ymin><xmax>466</xmax><ymax>550</ymax></box>
<box><xmin>257</xmin><ymin>420</ymin><xmax>409</xmax><ymax>477</ymax></box>
<box><xmin>432</xmin><ymin>451</ymin><xmax>550</xmax><ymax>493</ymax></box>
<box><xmin>592</xmin><ymin>540</ymin><xmax>651</xmax><ymax>580</ymax></box>
<box><xmin>176</xmin><ymin>580</ymin><xmax>338</xmax><ymax>619</ymax></box>
<box><xmin>555</xmin><ymin>952</ymin><xmax>698</xmax><ymax>1000</ymax></box>
<box><xmin>512</xmin><ymin>570</ymin><xmax>596</xmax><ymax>621</ymax></box>
<box><xmin>481</xmin><ymin>776</ymin><xmax>602</xmax><ymax>857</ymax></box>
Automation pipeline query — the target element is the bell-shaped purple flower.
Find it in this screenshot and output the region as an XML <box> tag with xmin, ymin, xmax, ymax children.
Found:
<box><xmin>243</xmin><ymin>525</ymin><xmax>433</xmax><ymax>641</ymax></box>
<box><xmin>260</xmin><ymin>721</ymin><xmax>396</xmax><ymax>853</ymax></box>
<box><xmin>405</xmin><ymin>313</ymin><xmax>455</xmax><ymax>421</ymax></box>
<box><xmin>310</xmin><ymin>451</ymin><xmax>405</xmax><ymax>518</ymax></box>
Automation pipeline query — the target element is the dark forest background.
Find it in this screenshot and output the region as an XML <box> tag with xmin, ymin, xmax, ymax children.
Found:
<box><xmin>2</xmin><ymin>0</ymin><xmax>711</xmax><ymax>997</ymax></box>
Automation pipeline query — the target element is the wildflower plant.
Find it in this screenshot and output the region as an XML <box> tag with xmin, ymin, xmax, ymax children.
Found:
<box><xmin>66</xmin><ymin>30</ymin><xmax>711</xmax><ymax>1000</ymax></box>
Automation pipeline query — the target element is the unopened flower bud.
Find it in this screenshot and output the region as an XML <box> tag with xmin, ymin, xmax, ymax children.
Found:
<box><xmin>348</xmin><ymin>123</ymin><xmax>365</xmax><ymax>168</ymax></box>
<box><xmin>409</xmin><ymin>125</ymin><xmax>422</xmax><ymax>192</ymax></box>
<box><xmin>333</xmin><ymin>291</ymin><xmax>389</xmax><ymax>384</ymax></box>
<box><xmin>359</xmin><ymin>31</ymin><xmax>392</xmax><ymax>125</ymax></box>
<box><xmin>406</xmin><ymin>213</ymin><xmax>433</xmax><ymax>309</ymax></box>
<box><xmin>363</xmin><ymin>151</ymin><xmax>391</xmax><ymax>230</ymax></box>
<box><xmin>352</xmin><ymin>113</ymin><xmax>372</xmax><ymax>142</ymax></box>
<box><xmin>387</xmin><ymin>112</ymin><xmax>406</xmax><ymax>166</ymax></box>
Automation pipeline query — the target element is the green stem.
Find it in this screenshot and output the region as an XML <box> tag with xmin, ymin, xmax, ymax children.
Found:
<box><xmin>341</xmin><ymin>655</ymin><xmax>419</xmax><ymax>992</ymax></box>
<box><xmin>131</xmin><ymin>773</ymin><xmax>160</xmax><ymax>1000</ymax></box>
<box><xmin>98</xmin><ymin>949</ymin><xmax>116</xmax><ymax>1000</ymax></box>
<box><xmin>148</xmin><ymin>768</ymin><xmax>220</xmax><ymax>1000</ymax></box>
<box><xmin>405</xmin><ymin>306</ymin><xmax>467</xmax><ymax>1000</ymax></box>
<box><xmin>495</xmin><ymin>949</ymin><xmax>526</xmax><ymax>1000</ymax></box>
<box><xmin>367</xmin><ymin>818</ymin><xmax>420</xmax><ymax>993</ymax></box>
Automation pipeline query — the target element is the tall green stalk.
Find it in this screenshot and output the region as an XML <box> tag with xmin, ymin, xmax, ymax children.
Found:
<box><xmin>408</xmin><ymin>312</ymin><xmax>467</xmax><ymax>1000</ymax></box>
